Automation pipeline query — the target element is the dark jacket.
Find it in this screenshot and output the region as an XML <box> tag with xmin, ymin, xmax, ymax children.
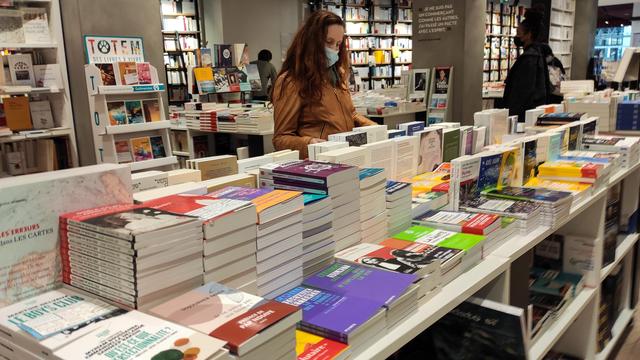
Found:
<box><xmin>503</xmin><ymin>43</ymin><xmax>551</xmax><ymax>122</ymax></box>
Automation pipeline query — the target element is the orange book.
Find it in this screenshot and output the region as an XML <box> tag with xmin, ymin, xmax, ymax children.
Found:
<box><xmin>117</xmin><ymin>61</ymin><xmax>138</xmax><ymax>85</ymax></box>
<box><xmin>4</xmin><ymin>96</ymin><xmax>32</xmax><ymax>131</ymax></box>
<box><xmin>251</xmin><ymin>189</ymin><xmax>302</xmax><ymax>214</ymax></box>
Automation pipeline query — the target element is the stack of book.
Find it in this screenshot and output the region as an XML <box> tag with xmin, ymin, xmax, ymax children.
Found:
<box><xmin>560</xmin><ymin>150</ymin><xmax>623</xmax><ymax>174</ymax></box>
<box><xmin>260</xmin><ymin>160</ymin><xmax>361</xmax><ymax>252</ymax></box>
<box><xmin>209</xmin><ymin>187</ymin><xmax>304</xmax><ymax>298</ymax></box>
<box><xmin>0</xmin><ymin>289</ymin><xmax>231</xmax><ymax>360</ymax></box>
<box><xmin>354</xmin><ymin>124</ymin><xmax>388</xmax><ymax>143</ymax></box>
<box><xmin>150</xmin><ymin>282</ymin><xmax>301</xmax><ymax>360</ymax></box>
<box><xmin>307</xmin><ymin>141</ymin><xmax>348</xmax><ymax>161</ymax></box>
<box><xmin>390</xmin><ymin>225</ymin><xmax>485</xmax><ymax>282</ymax></box>
<box><xmin>295</xmin><ymin>330</ymin><xmax>350</xmax><ymax>360</ymax></box>
<box><xmin>316</xmin><ymin>147</ymin><xmax>372</xmax><ymax>168</ymax></box>
<box><xmin>460</xmin><ymin>197</ymin><xmax>542</xmax><ymax>234</ymax></box>
<box><xmin>143</xmin><ymin>194</ymin><xmax>259</xmax><ymax>294</ymax></box>
<box><xmin>482</xmin><ymin>187</ymin><xmax>573</xmax><ymax>228</ymax></box>
<box><xmin>216</xmin><ymin>111</ymin><xmax>238</xmax><ymax>132</ymax></box>
<box><xmin>525</xmin><ymin>177</ymin><xmax>592</xmax><ymax>204</ymax></box>
<box><xmin>186</xmin><ymin>154</ymin><xmax>238</xmax><ymax>181</ymax></box>
<box><xmin>328</xmin><ymin>130</ymin><xmax>368</xmax><ymax>146</ymax></box>
<box><xmin>581</xmin><ymin>135</ymin><xmax>640</xmax><ymax>167</ymax></box>
<box><xmin>412</xmin><ymin>210</ymin><xmax>513</xmax><ymax>257</ymax></box>
<box><xmin>59</xmin><ymin>203</ymin><xmax>204</xmax><ymax>309</ymax></box>
<box><xmin>184</xmin><ymin>108</ymin><xmax>218</xmax><ymax>131</ymax></box>
<box><xmin>359</xmin><ymin>168</ymin><xmax>389</xmax><ymax>244</ymax></box>
<box><xmin>386</xmin><ymin>180</ymin><xmax>413</xmax><ymax>235</ymax></box>
<box><xmin>235</xmin><ymin>109</ymin><xmax>274</xmax><ymax>133</ymax></box>
<box><xmin>362</xmin><ymin>139</ymin><xmax>397</xmax><ymax>178</ymax></box>
<box><xmin>301</xmin><ymin>193</ymin><xmax>335</xmax><ymax>276</ymax></box>
<box><xmin>334</xmin><ymin>242</ymin><xmax>441</xmax><ymax>297</ymax></box>
<box><xmin>537</xmin><ymin>160</ymin><xmax>612</xmax><ymax>188</ymax></box>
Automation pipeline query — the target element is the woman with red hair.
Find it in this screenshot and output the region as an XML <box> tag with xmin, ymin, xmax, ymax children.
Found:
<box><xmin>271</xmin><ymin>10</ymin><xmax>377</xmax><ymax>159</ymax></box>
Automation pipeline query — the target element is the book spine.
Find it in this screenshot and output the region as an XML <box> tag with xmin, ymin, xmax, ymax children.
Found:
<box><xmin>272</xmin><ymin>182</ymin><xmax>329</xmax><ymax>195</ymax></box>
<box><xmin>63</xmin><ymin>256</ymin><xmax>135</xmax><ymax>283</ymax></box>
<box><xmin>65</xmin><ymin>230</ymin><xmax>135</xmax><ymax>255</ymax></box>
<box><xmin>65</xmin><ymin>218</ymin><xmax>133</xmax><ymax>242</ymax></box>
<box><xmin>61</xmin><ymin>221</ymin><xmax>135</xmax><ymax>249</ymax></box>
<box><xmin>272</xmin><ymin>172</ymin><xmax>327</xmax><ymax>186</ymax></box>
<box><xmin>65</xmin><ymin>249</ymin><xmax>135</xmax><ymax>277</ymax></box>
<box><xmin>68</xmin><ymin>276</ymin><xmax>137</xmax><ymax>308</ymax></box>
<box><xmin>64</xmin><ymin>245</ymin><xmax>135</xmax><ymax>270</ymax></box>
<box><xmin>298</xmin><ymin>323</ymin><xmax>349</xmax><ymax>344</ymax></box>
<box><xmin>67</xmin><ymin>270</ymin><xmax>136</xmax><ymax>296</ymax></box>
<box><xmin>66</xmin><ymin>237</ymin><xmax>135</xmax><ymax>263</ymax></box>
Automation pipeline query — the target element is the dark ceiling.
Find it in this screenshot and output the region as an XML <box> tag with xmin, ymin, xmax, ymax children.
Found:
<box><xmin>598</xmin><ymin>4</ymin><xmax>633</xmax><ymax>28</ymax></box>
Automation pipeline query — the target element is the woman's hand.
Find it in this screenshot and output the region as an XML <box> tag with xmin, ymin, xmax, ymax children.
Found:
<box><xmin>309</xmin><ymin>138</ymin><xmax>326</xmax><ymax>144</ymax></box>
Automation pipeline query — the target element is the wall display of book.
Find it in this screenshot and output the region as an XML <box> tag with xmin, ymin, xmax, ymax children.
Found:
<box><xmin>318</xmin><ymin>0</ymin><xmax>413</xmax><ymax>91</ymax></box>
<box><xmin>160</xmin><ymin>0</ymin><xmax>201</xmax><ymax>106</ymax></box>
<box><xmin>114</xmin><ymin>135</ymin><xmax>168</xmax><ymax>165</ymax></box>
<box><xmin>483</xmin><ymin>1</ymin><xmax>524</xmax><ymax>86</ymax></box>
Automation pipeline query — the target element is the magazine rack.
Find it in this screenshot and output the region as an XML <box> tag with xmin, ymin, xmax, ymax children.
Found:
<box><xmin>427</xmin><ymin>66</ymin><xmax>453</xmax><ymax>124</ymax></box>
<box><xmin>84</xmin><ymin>63</ymin><xmax>177</xmax><ymax>171</ymax></box>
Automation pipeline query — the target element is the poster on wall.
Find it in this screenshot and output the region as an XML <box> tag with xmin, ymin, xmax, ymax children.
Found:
<box><xmin>414</xmin><ymin>0</ymin><xmax>461</xmax><ymax>44</ymax></box>
<box><xmin>83</xmin><ymin>35</ymin><xmax>145</xmax><ymax>64</ymax></box>
<box><xmin>433</xmin><ymin>67</ymin><xmax>450</xmax><ymax>94</ymax></box>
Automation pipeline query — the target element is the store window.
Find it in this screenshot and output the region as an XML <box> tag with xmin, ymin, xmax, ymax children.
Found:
<box><xmin>594</xmin><ymin>25</ymin><xmax>632</xmax><ymax>62</ymax></box>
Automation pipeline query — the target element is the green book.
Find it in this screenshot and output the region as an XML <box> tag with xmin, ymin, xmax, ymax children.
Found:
<box><xmin>438</xmin><ymin>233</ymin><xmax>485</xmax><ymax>252</ymax></box>
<box><xmin>442</xmin><ymin>128</ymin><xmax>461</xmax><ymax>162</ymax></box>
<box><xmin>392</xmin><ymin>225</ymin><xmax>459</xmax><ymax>245</ymax></box>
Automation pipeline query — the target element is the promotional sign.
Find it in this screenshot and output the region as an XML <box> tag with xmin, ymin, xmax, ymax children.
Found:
<box><xmin>84</xmin><ymin>35</ymin><xmax>145</xmax><ymax>64</ymax></box>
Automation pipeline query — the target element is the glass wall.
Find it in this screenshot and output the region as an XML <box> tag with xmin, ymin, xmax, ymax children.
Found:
<box><xmin>594</xmin><ymin>26</ymin><xmax>632</xmax><ymax>61</ymax></box>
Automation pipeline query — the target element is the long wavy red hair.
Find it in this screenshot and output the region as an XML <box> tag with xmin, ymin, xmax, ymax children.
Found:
<box><xmin>274</xmin><ymin>10</ymin><xmax>350</xmax><ymax>103</ymax></box>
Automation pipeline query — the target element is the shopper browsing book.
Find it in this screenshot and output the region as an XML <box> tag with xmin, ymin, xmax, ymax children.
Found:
<box><xmin>271</xmin><ymin>10</ymin><xmax>377</xmax><ymax>159</ymax></box>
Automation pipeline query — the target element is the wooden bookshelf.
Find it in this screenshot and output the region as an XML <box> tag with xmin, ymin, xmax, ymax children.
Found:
<box><xmin>160</xmin><ymin>0</ymin><xmax>202</xmax><ymax>107</ymax></box>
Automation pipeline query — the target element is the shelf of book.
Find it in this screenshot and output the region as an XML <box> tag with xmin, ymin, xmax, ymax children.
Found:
<box><xmin>95</xmin><ymin>84</ymin><xmax>167</xmax><ymax>95</ymax></box>
<box><xmin>528</xmin><ymin>288</ymin><xmax>598</xmax><ymax>360</ymax></box>
<box><xmin>600</xmin><ymin>233</ymin><xmax>639</xmax><ymax>281</ymax></box>
<box><xmin>101</xmin><ymin>121</ymin><xmax>172</xmax><ymax>135</ymax></box>
<box><xmin>0</xmin><ymin>127</ymin><xmax>72</xmax><ymax>144</ymax></box>
<box><xmin>0</xmin><ymin>86</ymin><xmax>62</xmax><ymax>95</ymax></box>
<box><xmin>595</xmin><ymin>307</ymin><xmax>634</xmax><ymax>360</ymax></box>
<box><xmin>0</xmin><ymin>42</ymin><xmax>58</xmax><ymax>49</ymax></box>
<box><xmin>129</xmin><ymin>156</ymin><xmax>178</xmax><ymax>172</ymax></box>
<box><xmin>351</xmin><ymin>256</ymin><xmax>510</xmax><ymax>360</ymax></box>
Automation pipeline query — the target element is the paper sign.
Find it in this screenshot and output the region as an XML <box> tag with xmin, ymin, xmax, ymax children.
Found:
<box><xmin>83</xmin><ymin>35</ymin><xmax>144</xmax><ymax>64</ymax></box>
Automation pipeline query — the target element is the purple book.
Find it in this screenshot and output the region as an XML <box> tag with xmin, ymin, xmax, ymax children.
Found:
<box><xmin>208</xmin><ymin>186</ymin><xmax>271</xmax><ymax>200</ymax></box>
<box><xmin>275</xmin><ymin>285</ymin><xmax>383</xmax><ymax>343</ymax></box>
<box><xmin>271</xmin><ymin>160</ymin><xmax>358</xmax><ymax>187</ymax></box>
<box><xmin>303</xmin><ymin>263</ymin><xmax>417</xmax><ymax>307</ymax></box>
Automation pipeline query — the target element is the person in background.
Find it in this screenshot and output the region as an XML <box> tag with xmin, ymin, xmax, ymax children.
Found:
<box><xmin>250</xmin><ymin>49</ymin><xmax>277</xmax><ymax>101</ymax></box>
<box><xmin>271</xmin><ymin>10</ymin><xmax>377</xmax><ymax>159</ymax></box>
<box><xmin>540</xmin><ymin>43</ymin><xmax>566</xmax><ymax>104</ymax></box>
<box><xmin>502</xmin><ymin>9</ymin><xmax>551</xmax><ymax>122</ymax></box>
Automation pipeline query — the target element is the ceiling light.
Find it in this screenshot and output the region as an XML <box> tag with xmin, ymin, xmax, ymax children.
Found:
<box><xmin>605</xmin><ymin>20</ymin><xmax>609</xmax><ymax>24</ymax></box>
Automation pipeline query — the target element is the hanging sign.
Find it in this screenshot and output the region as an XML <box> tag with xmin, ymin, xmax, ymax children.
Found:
<box><xmin>83</xmin><ymin>35</ymin><xmax>145</xmax><ymax>64</ymax></box>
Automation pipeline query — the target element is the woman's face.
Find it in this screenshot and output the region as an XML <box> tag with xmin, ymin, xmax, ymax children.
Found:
<box><xmin>325</xmin><ymin>24</ymin><xmax>344</xmax><ymax>52</ymax></box>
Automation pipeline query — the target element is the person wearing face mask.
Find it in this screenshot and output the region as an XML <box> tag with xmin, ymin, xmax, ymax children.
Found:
<box><xmin>271</xmin><ymin>10</ymin><xmax>377</xmax><ymax>159</ymax></box>
<box><xmin>502</xmin><ymin>9</ymin><xmax>551</xmax><ymax>122</ymax></box>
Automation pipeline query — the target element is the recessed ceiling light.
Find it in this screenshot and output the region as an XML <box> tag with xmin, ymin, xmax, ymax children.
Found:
<box><xmin>605</xmin><ymin>20</ymin><xmax>609</xmax><ymax>24</ymax></box>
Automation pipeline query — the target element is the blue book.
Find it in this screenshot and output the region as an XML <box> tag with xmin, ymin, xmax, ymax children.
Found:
<box><xmin>275</xmin><ymin>285</ymin><xmax>383</xmax><ymax>343</ymax></box>
<box><xmin>303</xmin><ymin>263</ymin><xmax>417</xmax><ymax>307</ymax></box>
<box><xmin>388</xmin><ymin>129</ymin><xmax>406</xmax><ymax>139</ymax></box>
<box><xmin>398</xmin><ymin>121</ymin><xmax>425</xmax><ymax>136</ymax></box>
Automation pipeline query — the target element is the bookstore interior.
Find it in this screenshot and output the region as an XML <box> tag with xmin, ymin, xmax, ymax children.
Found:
<box><xmin>5</xmin><ymin>0</ymin><xmax>640</xmax><ymax>359</ymax></box>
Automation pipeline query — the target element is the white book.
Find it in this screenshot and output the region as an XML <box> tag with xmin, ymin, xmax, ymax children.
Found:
<box><xmin>316</xmin><ymin>147</ymin><xmax>372</xmax><ymax>168</ymax></box>
<box><xmin>362</xmin><ymin>139</ymin><xmax>396</xmax><ymax>179</ymax></box>
<box><xmin>472</xmin><ymin>126</ymin><xmax>486</xmax><ymax>153</ymax></box>
<box><xmin>353</xmin><ymin>124</ymin><xmax>388</xmax><ymax>143</ymax></box>
<box><xmin>415</xmin><ymin>127</ymin><xmax>444</xmax><ymax>173</ymax></box>
<box><xmin>307</xmin><ymin>141</ymin><xmax>348</xmax><ymax>161</ymax></box>
<box><xmin>8</xmin><ymin>54</ymin><xmax>35</xmax><ymax>86</ymax></box>
<box><xmin>272</xmin><ymin>149</ymin><xmax>300</xmax><ymax>163</ymax></box>
<box><xmin>166</xmin><ymin>168</ymin><xmax>201</xmax><ymax>185</ymax></box>
<box><xmin>392</xmin><ymin>135</ymin><xmax>419</xmax><ymax>179</ymax></box>
<box><xmin>28</xmin><ymin>100</ymin><xmax>54</xmax><ymax>129</ymax></box>
<box><xmin>133</xmin><ymin>182</ymin><xmax>207</xmax><ymax>203</ymax></box>
<box><xmin>0</xmin><ymin>9</ymin><xmax>24</xmax><ymax>43</ymax></box>
<box><xmin>237</xmin><ymin>154</ymin><xmax>274</xmax><ymax>173</ymax></box>
<box><xmin>20</xmin><ymin>7</ymin><xmax>50</xmax><ymax>44</ymax></box>
<box><xmin>460</xmin><ymin>126</ymin><xmax>474</xmax><ymax>156</ymax></box>
<box><xmin>130</xmin><ymin>170</ymin><xmax>169</xmax><ymax>193</ymax></box>
<box><xmin>33</xmin><ymin>64</ymin><xmax>62</xmax><ymax>89</ymax></box>
<box><xmin>55</xmin><ymin>311</ymin><xmax>227</xmax><ymax>360</ymax></box>
<box><xmin>327</xmin><ymin>131</ymin><xmax>368</xmax><ymax>147</ymax></box>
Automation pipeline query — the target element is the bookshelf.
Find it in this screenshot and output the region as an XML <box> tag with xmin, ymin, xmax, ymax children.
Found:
<box><xmin>319</xmin><ymin>0</ymin><xmax>413</xmax><ymax>90</ymax></box>
<box><xmin>548</xmin><ymin>0</ymin><xmax>575</xmax><ymax>78</ymax></box>
<box><xmin>0</xmin><ymin>0</ymin><xmax>78</xmax><ymax>176</ymax></box>
<box><xmin>84</xmin><ymin>63</ymin><xmax>177</xmax><ymax>172</ymax></box>
<box><xmin>483</xmin><ymin>1</ymin><xmax>525</xmax><ymax>87</ymax></box>
<box><xmin>160</xmin><ymin>0</ymin><xmax>202</xmax><ymax>106</ymax></box>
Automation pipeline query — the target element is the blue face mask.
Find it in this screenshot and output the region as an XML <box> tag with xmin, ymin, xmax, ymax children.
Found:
<box><xmin>325</xmin><ymin>47</ymin><xmax>339</xmax><ymax>68</ymax></box>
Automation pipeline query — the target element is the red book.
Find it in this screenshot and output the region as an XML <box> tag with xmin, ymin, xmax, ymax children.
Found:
<box><xmin>461</xmin><ymin>213</ymin><xmax>501</xmax><ymax>235</ymax></box>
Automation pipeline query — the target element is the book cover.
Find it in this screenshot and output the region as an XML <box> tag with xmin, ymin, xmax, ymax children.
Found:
<box><xmin>0</xmin><ymin>288</ymin><xmax>118</xmax><ymax>341</ymax></box>
<box><xmin>130</xmin><ymin>137</ymin><xmax>154</xmax><ymax>161</ymax></box>
<box><xmin>461</xmin><ymin>197</ymin><xmax>540</xmax><ymax>219</ymax></box>
<box><xmin>124</xmin><ymin>100</ymin><xmax>145</xmax><ymax>124</ymax></box>
<box><xmin>3</xmin><ymin>95</ymin><xmax>32</xmax><ymax>131</ymax></box>
<box><xmin>416</xmin><ymin>128</ymin><xmax>443</xmax><ymax>173</ymax></box>
<box><xmin>0</xmin><ymin>9</ymin><xmax>24</xmax><ymax>43</ymax></box>
<box><xmin>209</xmin><ymin>186</ymin><xmax>301</xmax><ymax>214</ymax></box>
<box><xmin>0</xmin><ymin>164</ymin><xmax>132</xmax><ymax>306</ymax></box>
<box><xmin>136</xmin><ymin>62</ymin><xmax>152</xmax><ymax>84</ymax></box>
<box><xmin>33</xmin><ymin>64</ymin><xmax>62</xmax><ymax>89</ymax></box>
<box><xmin>216</xmin><ymin>44</ymin><xmax>233</xmax><ymax>67</ymax></box>
<box><xmin>21</xmin><ymin>7</ymin><xmax>50</xmax><ymax>43</ymax></box>
<box><xmin>213</xmin><ymin>68</ymin><xmax>230</xmax><ymax>92</ymax></box>
<box><xmin>54</xmin><ymin>310</ymin><xmax>227</xmax><ymax>360</ymax></box>
<box><xmin>437</xmin><ymin>233</ymin><xmax>485</xmax><ymax>252</ymax></box>
<box><xmin>144</xmin><ymin>194</ymin><xmax>253</xmax><ymax>225</ymax></box>
<box><xmin>522</xmin><ymin>139</ymin><xmax>537</xmax><ymax>185</ymax></box>
<box><xmin>97</xmin><ymin>63</ymin><xmax>116</xmax><ymax>86</ymax></box>
<box><xmin>270</xmin><ymin>160</ymin><xmax>356</xmax><ymax>186</ymax></box>
<box><xmin>149</xmin><ymin>136</ymin><xmax>166</xmax><ymax>158</ymax></box>
<box><xmin>199</xmin><ymin>48</ymin><xmax>213</xmax><ymax>67</ymax></box>
<box><xmin>433</xmin><ymin>67</ymin><xmax>450</xmax><ymax>94</ymax></box>
<box><xmin>115</xmin><ymin>140</ymin><xmax>133</xmax><ymax>163</ymax></box>
<box><xmin>482</xmin><ymin>186</ymin><xmax>572</xmax><ymax>204</ymax></box>
<box><xmin>303</xmin><ymin>262</ymin><xmax>417</xmax><ymax>306</ymax></box>
<box><xmin>441</xmin><ymin>128</ymin><xmax>460</xmax><ymax>162</ymax></box>
<box><xmin>246</xmin><ymin>63</ymin><xmax>261</xmax><ymax>91</ymax></box>
<box><xmin>142</xmin><ymin>99</ymin><xmax>161</xmax><ymax>122</ymax></box>
<box><xmin>194</xmin><ymin>67</ymin><xmax>215</xmax><ymax>94</ymax></box>
<box><xmin>397</xmin><ymin>121</ymin><xmax>424</xmax><ymax>136</ymax></box>
<box><xmin>225</xmin><ymin>66</ymin><xmax>244</xmax><ymax>92</ymax></box>
<box><xmin>117</xmin><ymin>61</ymin><xmax>138</xmax><ymax>85</ymax></box>
<box><xmin>28</xmin><ymin>100</ymin><xmax>54</xmax><ymax>129</ymax></box>
<box><xmin>296</xmin><ymin>330</ymin><xmax>349</xmax><ymax>360</ymax></box>
<box><xmin>107</xmin><ymin>101</ymin><xmax>127</xmax><ymax>125</ymax></box>
<box><xmin>8</xmin><ymin>54</ymin><xmax>35</xmax><ymax>86</ymax></box>
<box><xmin>276</xmin><ymin>286</ymin><xmax>382</xmax><ymax>343</ymax></box>
<box><xmin>334</xmin><ymin>243</ymin><xmax>434</xmax><ymax>275</ymax></box>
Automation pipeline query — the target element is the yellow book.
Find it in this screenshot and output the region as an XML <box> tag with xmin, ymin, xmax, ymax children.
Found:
<box><xmin>296</xmin><ymin>330</ymin><xmax>349</xmax><ymax>360</ymax></box>
<box><xmin>538</xmin><ymin>161</ymin><xmax>602</xmax><ymax>178</ymax></box>
<box><xmin>193</xmin><ymin>67</ymin><xmax>214</xmax><ymax>94</ymax></box>
<box><xmin>525</xmin><ymin>177</ymin><xmax>592</xmax><ymax>194</ymax></box>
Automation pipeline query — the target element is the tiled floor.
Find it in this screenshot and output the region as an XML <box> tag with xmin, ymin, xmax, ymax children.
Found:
<box><xmin>615</xmin><ymin>310</ymin><xmax>639</xmax><ymax>359</ymax></box>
